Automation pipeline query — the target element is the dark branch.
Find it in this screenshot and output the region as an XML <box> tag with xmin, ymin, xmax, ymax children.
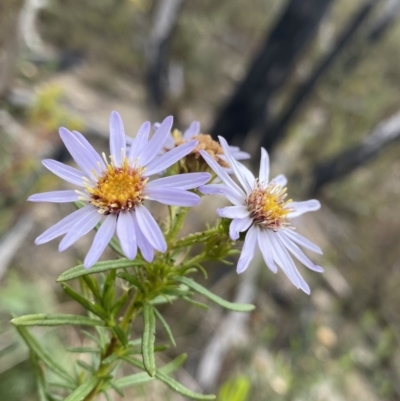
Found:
<box><xmin>210</xmin><ymin>0</ymin><xmax>334</xmax><ymax>145</ymax></box>
<box><xmin>311</xmin><ymin>111</ymin><xmax>400</xmax><ymax>193</ymax></box>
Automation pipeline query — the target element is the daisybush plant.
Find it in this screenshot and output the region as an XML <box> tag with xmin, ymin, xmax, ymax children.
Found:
<box><xmin>12</xmin><ymin>111</ymin><xmax>322</xmax><ymax>400</ymax></box>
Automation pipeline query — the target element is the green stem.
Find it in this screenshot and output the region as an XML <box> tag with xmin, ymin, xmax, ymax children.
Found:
<box><xmin>166</xmin><ymin>207</ymin><xmax>189</xmax><ymax>245</ymax></box>
<box><xmin>172</xmin><ymin>227</ymin><xmax>219</xmax><ymax>249</ymax></box>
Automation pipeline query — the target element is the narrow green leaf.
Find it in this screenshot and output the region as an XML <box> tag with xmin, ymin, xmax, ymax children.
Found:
<box><xmin>182</xmin><ymin>296</ymin><xmax>209</xmax><ymax>310</ymax></box>
<box><xmin>15</xmin><ymin>326</ymin><xmax>74</xmax><ymax>384</ymax></box>
<box><xmin>77</xmin><ymin>360</ymin><xmax>96</xmax><ymax>374</ymax></box>
<box><xmin>106</xmin><ymin>379</ymin><xmax>125</xmax><ymax>397</ymax></box>
<box><xmin>57</xmin><ymin>259</ymin><xmax>143</xmax><ymax>282</ymax></box>
<box><xmin>81</xmin><ymin>275</ymin><xmax>102</xmax><ymax>300</ymax></box>
<box><xmin>64</xmin><ymin>376</ymin><xmax>100</xmax><ymax>401</ymax></box>
<box><xmin>142</xmin><ymin>303</ymin><xmax>156</xmax><ymax>377</ymax></box>
<box><xmin>112</xmin><ymin>325</ymin><xmax>128</xmax><ymax>346</ymax></box>
<box><xmin>176</xmin><ymin>277</ymin><xmax>255</xmax><ymax>312</ymax></box>
<box><xmin>30</xmin><ymin>352</ymin><xmax>49</xmax><ymax>401</ymax></box>
<box><xmin>150</xmin><ymin>294</ymin><xmax>177</xmax><ymax>305</ymax></box>
<box><xmin>153</xmin><ymin>308</ymin><xmax>176</xmax><ymax>347</ymax></box>
<box><xmin>117</xmin><ymin>272</ymin><xmax>146</xmax><ymax>292</ymax></box>
<box><xmin>67</xmin><ymin>347</ymin><xmax>100</xmax><ymax>354</ymax></box>
<box><xmin>102</xmin><ymin>270</ymin><xmax>116</xmax><ymax>311</ymax></box>
<box><xmin>11</xmin><ymin>314</ymin><xmax>106</xmax><ymax>327</ymax></box>
<box><xmin>62</xmin><ymin>284</ymin><xmax>108</xmax><ymax>320</ymax></box>
<box><xmin>111</xmin><ymin>289</ymin><xmax>130</xmax><ymax>318</ymax></box>
<box><xmin>81</xmin><ymin>330</ymin><xmax>102</xmax><ymax>348</ymax></box>
<box><xmin>156</xmin><ymin>370</ymin><xmax>215</xmax><ymax>400</ymax></box>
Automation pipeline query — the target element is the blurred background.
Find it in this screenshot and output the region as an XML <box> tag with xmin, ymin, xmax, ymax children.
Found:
<box><xmin>1</xmin><ymin>0</ymin><xmax>400</xmax><ymax>400</ymax></box>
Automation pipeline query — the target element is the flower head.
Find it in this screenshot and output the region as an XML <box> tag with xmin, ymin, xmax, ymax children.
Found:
<box><xmin>29</xmin><ymin>112</ymin><xmax>211</xmax><ymax>268</ymax></box>
<box><xmin>160</xmin><ymin>121</ymin><xmax>250</xmax><ymax>172</ymax></box>
<box><xmin>199</xmin><ymin>137</ymin><xmax>323</xmax><ymax>294</ymax></box>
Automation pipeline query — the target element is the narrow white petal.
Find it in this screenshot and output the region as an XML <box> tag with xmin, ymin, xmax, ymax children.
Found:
<box><xmin>145</xmin><ymin>140</ymin><xmax>197</xmax><ymax>176</ymax></box>
<box><xmin>267</xmin><ymin>230</ymin><xmax>301</xmax><ymax>288</ymax></box>
<box><xmin>109</xmin><ymin>111</ymin><xmax>126</xmax><ymax>167</ymax></box>
<box><xmin>135</xmin><ymin>204</ymin><xmax>167</xmax><ymax>252</ymax></box>
<box><xmin>146</xmin><ymin>173</ymin><xmax>211</xmax><ymax>190</ymax></box>
<box><xmin>183</xmin><ymin>121</ymin><xmax>200</xmax><ymax>139</ymax></box>
<box><xmin>278</xmin><ymin>232</ymin><xmax>323</xmax><ymax>272</ymax></box>
<box><xmin>271</xmin><ymin>174</ymin><xmax>287</xmax><ymax>187</ymax></box>
<box><xmin>129</xmin><ymin>121</ymin><xmax>150</xmax><ymax>162</ymax></box>
<box><xmin>269</xmin><ymin>231</ymin><xmax>310</xmax><ymax>294</ymax></box>
<box><xmin>28</xmin><ymin>190</ymin><xmax>80</xmax><ymax>203</ymax></box>
<box><xmin>198</xmin><ymin>184</ymin><xmax>245</xmax><ymax>205</ymax></box>
<box><xmin>35</xmin><ymin>205</ymin><xmax>93</xmax><ymax>244</ymax></box>
<box><xmin>259</xmin><ymin>148</ymin><xmax>270</xmax><ymax>184</ymax></box>
<box><xmin>117</xmin><ymin>211</ymin><xmax>137</xmax><ymax>260</ymax></box>
<box><xmin>133</xmin><ymin>214</ymin><xmax>155</xmax><ymax>262</ymax></box>
<box><xmin>229</xmin><ymin>217</ymin><xmax>253</xmax><ymax>240</ymax></box>
<box><xmin>84</xmin><ymin>214</ymin><xmax>117</xmax><ymax>268</ymax></box>
<box><xmin>59</xmin><ymin>208</ymin><xmax>102</xmax><ymax>251</ymax></box>
<box><xmin>199</xmin><ymin>150</ymin><xmax>244</xmax><ymax>198</ymax></box>
<box><xmin>42</xmin><ymin>159</ymin><xmax>86</xmax><ymax>187</ymax></box>
<box><xmin>144</xmin><ymin>187</ymin><xmax>200</xmax><ymax>206</ymax></box>
<box><xmin>284</xmin><ymin>229</ymin><xmax>322</xmax><ymax>254</ymax></box>
<box><xmin>217</xmin><ymin>205</ymin><xmax>249</xmax><ymax>219</ymax></box>
<box><xmin>218</xmin><ymin>136</ymin><xmax>254</xmax><ymax>194</ymax></box>
<box><xmin>237</xmin><ymin>225</ymin><xmax>258</xmax><ymax>273</ymax></box>
<box><xmin>139</xmin><ymin>116</ymin><xmax>173</xmax><ymax>166</ymax></box>
<box><xmin>258</xmin><ymin>229</ymin><xmax>278</xmax><ymax>273</ymax></box>
<box><xmin>288</xmin><ymin>200</ymin><xmax>321</xmax><ymax>218</ymax></box>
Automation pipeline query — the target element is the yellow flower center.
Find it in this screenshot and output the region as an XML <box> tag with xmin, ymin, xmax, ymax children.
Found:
<box><xmin>246</xmin><ymin>182</ymin><xmax>292</xmax><ymax>230</ymax></box>
<box><xmin>85</xmin><ymin>159</ymin><xmax>147</xmax><ymax>214</ymax></box>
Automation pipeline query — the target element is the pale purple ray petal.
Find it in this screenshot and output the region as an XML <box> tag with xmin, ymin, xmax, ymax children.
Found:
<box><xmin>288</xmin><ymin>200</ymin><xmax>321</xmax><ymax>218</ymax></box>
<box><xmin>117</xmin><ymin>211</ymin><xmax>137</xmax><ymax>260</ymax></box>
<box><xmin>144</xmin><ymin>188</ymin><xmax>200</xmax><ymax>206</ymax></box>
<box><xmin>28</xmin><ymin>190</ymin><xmax>80</xmax><ymax>203</ymax></box>
<box><xmin>237</xmin><ymin>225</ymin><xmax>258</xmax><ymax>273</ymax></box>
<box><xmin>35</xmin><ymin>205</ymin><xmax>94</xmax><ymax>245</ymax></box>
<box><xmin>133</xmin><ymin>214</ymin><xmax>155</xmax><ymax>262</ymax></box>
<box><xmin>229</xmin><ymin>216</ymin><xmax>253</xmax><ymax>240</ymax></box>
<box><xmin>259</xmin><ymin>148</ymin><xmax>270</xmax><ymax>184</ymax></box>
<box><xmin>183</xmin><ymin>121</ymin><xmax>200</xmax><ymax>140</ymax></box>
<box><xmin>145</xmin><ymin>140</ymin><xmax>198</xmax><ymax>175</ymax></box>
<box><xmin>230</xmin><ymin>149</ymin><xmax>251</xmax><ymax>160</ymax></box>
<box><xmin>271</xmin><ymin>174</ymin><xmax>287</xmax><ymax>187</ymax></box>
<box><xmin>217</xmin><ymin>205</ymin><xmax>249</xmax><ymax>219</ymax></box>
<box><xmin>129</xmin><ymin>121</ymin><xmax>151</xmax><ymax>162</ymax></box>
<box><xmin>135</xmin><ymin>204</ymin><xmax>167</xmax><ymax>252</ymax></box>
<box><xmin>84</xmin><ymin>214</ymin><xmax>117</xmax><ymax>268</ymax></box>
<box><xmin>199</xmin><ymin>150</ymin><xmax>244</xmax><ymax>198</ymax></box>
<box><xmin>271</xmin><ymin>233</ymin><xmax>311</xmax><ymax>295</ymax></box>
<box><xmin>71</xmin><ymin>130</ymin><xmax>106</xmax><ymax>170</ymax></box>
<box><xmin>109</xmin><ymin>111</ymin><xmax>126</xmax><ymax>167</ymax></box>
<box><xmin>42</xmin><ymin>159</ymin><xmax>86</xmax><ymax>187</ymax></box>
<box><xmin>163</xmin><ymin>132</ymin><xmax>176</xmax><ymax>150</ymax></box>
<box><xmin>146</xmin><ymin>172</ymin><xmax>211</xmax><ymax>190</ymax></box>
<box><xmin>238</xmin><ymin>162</ymin><xmax>255</xmax><ymax>188</ymax></box>
<box><xmin>139</xmin><ymin>116</ymin><xmax>173</xmax><ymax>166</ymax></box>
<box><xmin>218</xmin><ymin>136</ymin><xmax>254</xmax><ymax>194</ymax></box>
<box><xmin>278</xmin><ymin>231</ymin><xmax>323</xmax><ymax>272</ymax></box>
<box><xmin>284</xmin><ymin>229</ymin><xmax>322</xmax><ymax>254</ymax></box>
<box><xmin>59</xmin><ymin>208</ymin><xmax>102</xmax><ymax>251</ymax></box>
<box><xmin>258</xmin><ymin>229</ymin><xmax>278</xmax><ymax>273</ymax></box>
<box><xmin>59</xmin><ymin>127</ymin><xmax>101</xmax><ymax>178</ymax></box>
<box><xmin>198</xmin><ymin>184</ymin><xmax>245</xmax><ymax>205</ymax></box>
<box><xmin>267</xmin><ymin>230</ymin><xmax>301</xmax><ymax>288</ymax></box>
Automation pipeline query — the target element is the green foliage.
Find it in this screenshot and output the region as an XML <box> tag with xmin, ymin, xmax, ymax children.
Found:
<box><xmin>218</xmin><ymin>376</ymin><xmax>251</xmax><ymax>401</ymax></box>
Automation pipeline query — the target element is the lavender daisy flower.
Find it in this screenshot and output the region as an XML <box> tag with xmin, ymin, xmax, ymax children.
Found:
<box><xmin>199</xmin><ymin>137</ymin><xmax>323</xmax><ymax>294</ymax></box>
<box><xmin>28</xmin><ymin>111</ymin><xmax>211</xmax><ymax>268</ymax></box>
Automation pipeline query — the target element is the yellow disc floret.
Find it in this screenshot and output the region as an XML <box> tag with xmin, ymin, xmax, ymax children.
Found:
<box><xmin>85</xmin><ymin>158</ymin><xmax>147</xmax><ymax>214</ymax></box>
<box><xmin>246</xmin><ymin>182</ymin><xmax>292</xmax><ymax>230</ymax></box>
